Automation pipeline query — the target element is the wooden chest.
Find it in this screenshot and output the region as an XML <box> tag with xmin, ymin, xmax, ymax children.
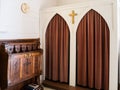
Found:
<box><xmin>0</xmin><ymin>39</ymin><xmax>43</xmax><ymax>90</ymax></box>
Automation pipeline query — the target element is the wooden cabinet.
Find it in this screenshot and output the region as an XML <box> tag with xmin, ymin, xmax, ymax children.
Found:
<box><xmin>8</xmin><ymin>52</ymin><xmax>42</xmax><ymax>86</ymax></box>
<box><xmin>0</xmin><ymin>39</ymin><xmax>43</xmax><ymax>90</ymax></box>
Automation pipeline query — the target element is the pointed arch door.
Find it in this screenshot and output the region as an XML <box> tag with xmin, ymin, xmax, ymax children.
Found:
<box><xmin>76</xmin><ymin>9</ymin><xmax>109</xmax><ymax>90</ymax></box>
<box><xmin>45</xmin><ymin>14</ymin><xmax>70</xmax><ymax>83</ymax></box>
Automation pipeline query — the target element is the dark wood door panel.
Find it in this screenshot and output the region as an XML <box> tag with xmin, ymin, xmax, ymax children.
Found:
<box><xmin>8</xmin><ymin>52</ymin><xmax>42</xmax><ymax>86</ymax></box>
<box><xmin>33</xmin><ymin>53</ymin><xmax>41</xmax><ymax>74</ymax></box>
<box><xmin>8</xmin><ymin>55</ymin><xmax>21</xmax><ymax>86</ymax></box>
<box><xmin>21</xmin><ymin>54</ymin><xmax>34</xmax><ymax>79</ymax></box>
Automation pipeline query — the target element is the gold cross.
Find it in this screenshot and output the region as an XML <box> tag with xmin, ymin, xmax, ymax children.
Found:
<box><xmin>69</xmin><ymin>10</ymin><xmax>77</xmax><ymax>24</ymax></box>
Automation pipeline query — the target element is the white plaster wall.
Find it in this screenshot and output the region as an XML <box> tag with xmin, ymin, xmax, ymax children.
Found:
<box><xmin>39</xmin><ymin>0</ymin><xmax>57</xmax><ymax>9</ymax></box>
<box><xmin>0</xmin><ymin>0</ymin><xmax>57</xmax><ymax>39</ymax></box>
<box><xmin>57</xmin><ymin>0</ymin><xmax>112</xmax><ymax>6</ymax></box>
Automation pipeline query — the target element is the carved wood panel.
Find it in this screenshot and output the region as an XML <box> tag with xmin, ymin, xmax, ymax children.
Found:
<box><xmin>7</xmin><ymin>52</ymin><xmax>42</xmax><ymax>87</ymax></box>
<box><xmin>8</xmin><ymin>55</ymin><xmax>21</xmax><ymax>86</ymax></box>
<box><xmin>21</xmin><ymin>54</ymin><xmax>34</xmax><ymax>79</ymax></box>
<box><xmin>33</xmin><ymin>53</ymin><xmax>41</xmax><ymax>74</ymax></box>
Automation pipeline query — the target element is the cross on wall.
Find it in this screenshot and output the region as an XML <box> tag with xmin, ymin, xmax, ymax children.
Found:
<box><xmin>69</xmin><ymin>10</ymin><xmax>77</xmax><ymax>24</ymax></box>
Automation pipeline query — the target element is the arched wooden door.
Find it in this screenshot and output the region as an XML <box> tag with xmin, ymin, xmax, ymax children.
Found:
<box><xmin>45</xmin><ymin>14</ymin><xmax>70</xmax><ymax>83</ymax></box>
<box><xmin>76</xmin><ymin>9</ymin><xmax>109</xmax><ymax>90</ymax></box>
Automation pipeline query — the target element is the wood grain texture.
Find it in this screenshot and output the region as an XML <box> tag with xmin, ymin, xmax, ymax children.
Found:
<box><xmin>0</xmin><ymin>39</ymin><xmax>43</xmax><ymax>90</ymax></box>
